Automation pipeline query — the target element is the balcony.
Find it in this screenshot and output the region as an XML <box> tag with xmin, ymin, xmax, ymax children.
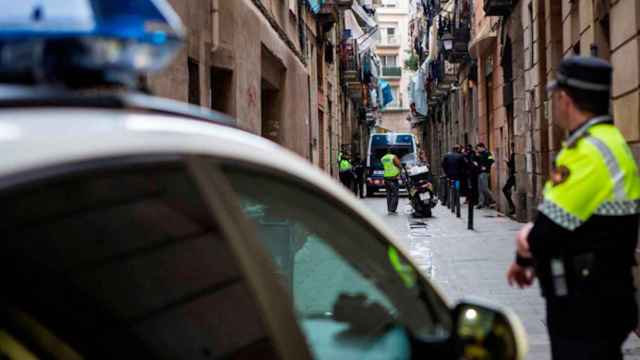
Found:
<box><xmin>320</xmin><ymin>0</ymin><xmax>354</xmax><ymax>14</ymax></box>
<box><xmin>382</xmin><ymin>66</ymin><xmax>402</xmax><ymax>77</ymax></box>
<box><xmin>483</xmin><ymin>0</ymin><xmax>513</xmax><ymax>16</ymax></box>
<box><xmin>378</xmin><ymin>36</ymin><xmax>400</xmax><ymax>47</ymax></box>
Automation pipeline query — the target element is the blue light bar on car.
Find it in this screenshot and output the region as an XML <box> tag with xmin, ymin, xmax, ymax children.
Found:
<box><xmin>0</xmin><ymin>0</ymin><xmax>184</xmax><ymax>82</ymax></box>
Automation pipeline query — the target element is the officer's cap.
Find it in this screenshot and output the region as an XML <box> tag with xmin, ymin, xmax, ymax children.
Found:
<box><xmin>547</xmin><ymin>56</ymin><xmax>612</xmax><ymax>93</ymax></box>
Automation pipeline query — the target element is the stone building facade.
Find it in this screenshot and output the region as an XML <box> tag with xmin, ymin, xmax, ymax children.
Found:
<box><xmin>147</xmin><ymin>0</ymin><xmax>379</xmax><ymax>177</ymax></box>
<box><xmin>409</xmin><ymin>0</ymin><xmax>640</xmax><ymax>221</ymax></box>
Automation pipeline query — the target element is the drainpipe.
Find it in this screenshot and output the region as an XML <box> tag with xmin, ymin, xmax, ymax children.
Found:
<box><xmin>211</xmin><ymin>0</ymin><xmax>220</xmax><ymax>53</ymax></box>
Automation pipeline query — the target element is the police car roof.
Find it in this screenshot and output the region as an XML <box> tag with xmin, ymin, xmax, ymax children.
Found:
<box><xmin>0</xmin><ymin>85</ymin><xmax>234</xmax><ymax>126</ymax></box>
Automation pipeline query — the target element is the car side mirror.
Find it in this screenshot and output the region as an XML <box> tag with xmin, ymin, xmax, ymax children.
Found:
<box><xmin>452</xmin><ymin>300</ymin><xmax>527</xmax><ymax>360</ymax></box>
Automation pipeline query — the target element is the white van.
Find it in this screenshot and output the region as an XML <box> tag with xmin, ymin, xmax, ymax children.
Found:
<box><xmin>366</xmin><ymin>133</ymin><xmax>418</xmax><ymax>196</ymax></box>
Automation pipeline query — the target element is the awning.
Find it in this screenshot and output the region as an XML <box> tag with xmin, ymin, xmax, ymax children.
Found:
<box><xmin>344</xmin><ymin>10</ymin><xmax>365</xmax><ymax>39</ymax></box>
<box><xmin>344</xmin><ymin>10</ymin><xmax>378</xmax><ymax>53</ymax></box>
<box><xmin>351</xmin><ymin>2</ymin><xmax>377</xmax><ymax>29</ymax></box>
<box><xmin>469</xmin><ymin>21</ymin><xmax>497</xmax><ymax>59</ymax></box>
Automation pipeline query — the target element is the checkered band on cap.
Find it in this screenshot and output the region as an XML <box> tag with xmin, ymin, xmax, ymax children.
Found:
<box><xmin>595</xmin><ymin>200</ymin><xmax>640</xmax><ymax>216</ymax></box>
<box><xmin>538</xmin><ymin>200</ymin><xmax>583</xmax><ymax>231</ymax></box>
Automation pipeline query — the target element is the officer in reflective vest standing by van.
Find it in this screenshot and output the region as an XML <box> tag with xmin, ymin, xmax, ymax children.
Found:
<box><xmin>381</xmin><ymin>147</ymin><xmax>402</xmax><ymax>213</ymax></box>
<box><xmin>507</xmin><ymin>56</ymin><xmax>640</xmax><ymax>360</ymax></box>
<box><xmin>338</xmin><ymin>152</ymin><xmax>354</xmax><ymax>192</ymax></box>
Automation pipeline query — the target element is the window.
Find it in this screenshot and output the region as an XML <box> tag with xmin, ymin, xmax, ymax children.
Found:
<box><xmin>223</xmin><ymin>164</ymin><xmax>452</xmax><ymax>358</ymax></box>
<box><xmin>210</xmin><ymin>66</ymin><xmax>233</xmax><ymax>115</ymax></box>
<box><xmin>387</xmin><ymin>27</ymin><xmax>396</xmax><ymax>42</ymax></box>
<box><xmin>381</xmin><ymin>27</ymin><xmax>398</xmax><ymax>45</ymax></box>
<box><xmin>188</xmin><ymin>57</ymin><xmax>200</xmax><ymax>105</ymax></box>
<box><xmin>381</xmin><ymin>55</ymin><xmax>398</xmax><ymax>67</ymax></box>
<box><xmin>0</xmin><ymin>159</ymin><xmax>278</xmax><ymax>359</ymax></box>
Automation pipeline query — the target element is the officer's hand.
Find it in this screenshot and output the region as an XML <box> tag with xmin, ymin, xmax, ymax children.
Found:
<box><xmin>507</xmin><ymin>262</ymin><xmax>535</xmax><ymax>289</ymax></box>
<box><xmin>516</xmin><ymin>222</ymin><xmax>534</xmax><ymax>257</ymax></box>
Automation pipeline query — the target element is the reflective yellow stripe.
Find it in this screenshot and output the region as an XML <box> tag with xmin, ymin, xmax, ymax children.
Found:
<box><xmin>586</xmin><ymin>136</ymin><xmax>626</xmax><ymax>200</ymax></box>
<box><xmin>589</xmin><ymin>124</ymin><xmax>640</xmax><ymax>202</ymax></box>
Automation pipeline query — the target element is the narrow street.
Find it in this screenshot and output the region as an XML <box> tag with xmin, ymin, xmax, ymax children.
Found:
<box><xmin>362</xmin><ymin>196</ymin><xmax>640</xmax><ymax>360</ymax></box>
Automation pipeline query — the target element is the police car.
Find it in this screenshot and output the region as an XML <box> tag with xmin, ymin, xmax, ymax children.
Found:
<box><xmin>0</xmin><ymin>1</ymin><xmax>527</xmax><ymax>359</ymax></box>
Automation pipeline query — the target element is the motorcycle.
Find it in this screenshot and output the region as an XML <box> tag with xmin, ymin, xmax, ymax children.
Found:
<box><xmin>401</xmin><ymin>154</ymin><xmax>437</xmax><ymax>218</ymax></box>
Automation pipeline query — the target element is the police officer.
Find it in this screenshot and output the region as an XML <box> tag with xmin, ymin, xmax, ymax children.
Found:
<box><xmin>476</xmin><ymin>142</ymin><xmax>496</xmax><ymax>209</ymax></box>
<box><xmin>353</xmin><ymin>154</ymin><xmax>366</xmax><ymax>198</ymax></box>
<box><xmin>338</xmin><ymin>152</ymin><xmax>354</xmax><ymax>191</ymax></box>
<box><xmin>506</xmin><ymin>56</ymin><xmax>640</xmax><ymax>360</ymax></box>
<box><xmin>381</xmin><ymin>147</ymin><xmax>402</xmax><ymax>213</ymax></box>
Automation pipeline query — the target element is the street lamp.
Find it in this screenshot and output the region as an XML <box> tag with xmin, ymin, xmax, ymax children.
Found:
<box><xmin>442</xmin><ymin>33</ymin><xmax>454</xmax><ymax>52</ymax></box>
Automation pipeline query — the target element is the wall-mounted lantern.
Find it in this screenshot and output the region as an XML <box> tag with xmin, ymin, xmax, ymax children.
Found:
<box><xmin>442</xmin><ymin>33</ymin><xmax>454</xmax><ymax>52</ymax></box>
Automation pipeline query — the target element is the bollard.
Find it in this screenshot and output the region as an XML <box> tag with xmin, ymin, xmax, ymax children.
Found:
<box><xmin>448</xmin><ymin>181</ymin><xmax>453</xmax><ymax>209</ymax></box>
<box><xmin>455</xmin><ymin>182</ymin><xmax>461</xmax><ymax>218</ymax></box>
<box><xmin>450</xmin><ymin>184</ymin><xmax>455</xmax><ymax>214</ymax></box>
<box><xmin>468</xmin><ymin>199</ymin><xmax>474</xmax><ymax>230</ymax></box>
<box><xmin>448</xmin><ymin>183</ymin><xmax>451</xmax><ymax>211</ymax></box>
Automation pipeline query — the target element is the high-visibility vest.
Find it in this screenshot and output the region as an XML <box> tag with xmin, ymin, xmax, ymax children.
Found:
<box><xmin>339</xmin><ymin>159</ymin><xmax>352</xmax><ymax>172</ymax></box>
<box><xmin>537</xmin><ymin>116</ymin><xmax>640</xmax><ymax>230</ymax></box>
<box><xmin>381</xmin><ymin>153</ymin><xmax>400</xmax><ymax>178</ymax></box>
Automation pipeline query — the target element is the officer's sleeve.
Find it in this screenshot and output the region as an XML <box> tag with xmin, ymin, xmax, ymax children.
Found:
<box><xmin>527</xmin><ymin>212</ymin><xmax>571</xmax><ymax>258</ymax></box>
<box><xmin>536</xmin><ymin>142</ymin><xmax>611</xmax><ymax>231</ymax></box>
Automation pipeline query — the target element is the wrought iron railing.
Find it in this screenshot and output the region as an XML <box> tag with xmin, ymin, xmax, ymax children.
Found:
<box><xmin>382</xmin><ymin>66</ymin><xmax>401</xmax><ymax>77</ymax></box>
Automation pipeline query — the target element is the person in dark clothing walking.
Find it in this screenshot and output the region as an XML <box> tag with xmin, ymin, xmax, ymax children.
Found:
<box><xmin>506</xmin><ymin>56</ymin><xmax>640</xmax><ymax>360</ymax></box>
<box><xmin>464</xmin><ymin>144</ymin><xmax>480</xmax><ymax>205</ymax></box>
<box><xmin>353</xmin><ymin>155</ymin><xmax>366</xmax><ymax>198</ymax></box>
<box><xmin>503</xmin><ymin>142</ymin><xmax>516</xmax><ymax>215</ymax></box>
<box><xmin>441</xmin><ymin>145</ymin><xmax>467</xmax><ymax>205</ymax></box>
<box><xmin>441</xmin><ymin>145</ymin><xmax>467</xmax><ymax>181</ymax></box>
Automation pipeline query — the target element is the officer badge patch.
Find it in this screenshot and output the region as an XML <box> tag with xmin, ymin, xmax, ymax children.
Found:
<box><xmin>551</xmin><ymin>165</ymin><xmax>570</xmax><ymax>186</ymax></box>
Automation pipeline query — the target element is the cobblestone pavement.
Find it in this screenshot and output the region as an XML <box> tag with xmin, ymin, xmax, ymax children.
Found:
<box><xmin>363</xmin><ymin>196</ymin><xmax>640</xmax><ymax>360</ymax></box>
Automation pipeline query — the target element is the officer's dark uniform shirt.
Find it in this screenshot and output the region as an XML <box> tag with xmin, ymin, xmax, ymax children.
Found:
<box><xmin>478</xmin><ymin>150</ymin><xmax>494</xmax><ymax>173</ymax></box>
<box><xmin>525</xmin><ymin>57</ymin><xmax>640</xmax><ymax>340</ymax></box>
